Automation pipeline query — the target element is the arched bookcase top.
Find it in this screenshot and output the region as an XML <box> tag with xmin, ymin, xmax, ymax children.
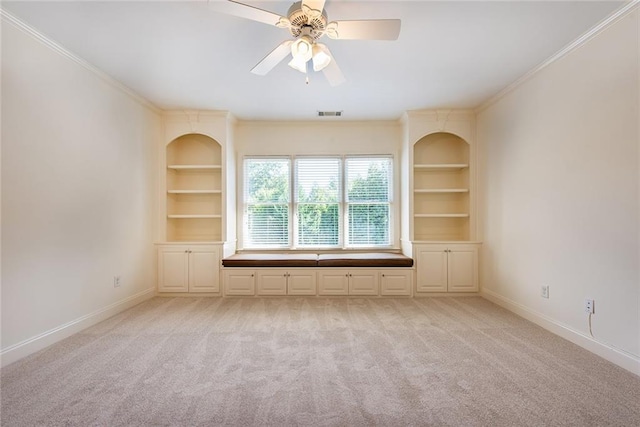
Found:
<box><xmin>166</xmin><ymin>133</ymin><xmax>222</xmax><ymax>167</ymax></box>
<box><xmin>413</xmin><ymin>132</ymin><xmax>469</xmax><ymax>165</ymax></box>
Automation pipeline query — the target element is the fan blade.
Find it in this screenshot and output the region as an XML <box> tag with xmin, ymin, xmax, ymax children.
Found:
<box><xmin>327</xmin><ymin>19</ymin><xmax>401</xmax><ymax>40</ymax></box>
<box><xmin>302</xmin><ymin>0</ymin><xmax>326</xmax><ymax>15</ymax></box>
<box><xmin>321</xmin><ymin>48</ymin><xmax>345</xmax><ymax>87</ymax></box>
<box><xmin>251</xmin><ymin>40</ymin><xmax>293</xmax><ymax>75</ymax></box>
<box><xmin>210</xmin><ymin>0</ymin><xmax>283</xmax><ymax>27</ymax></box>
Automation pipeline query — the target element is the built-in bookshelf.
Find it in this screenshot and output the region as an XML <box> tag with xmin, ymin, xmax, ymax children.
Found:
<box><xmin>413</xmin><ymin>132</ymin><xmax>470</xmax><ymax>241</ymax></box>
<box><xmin>166</xmin><ymin>134</ymin><xmax>222</xmax><ymax>242</ymax></box>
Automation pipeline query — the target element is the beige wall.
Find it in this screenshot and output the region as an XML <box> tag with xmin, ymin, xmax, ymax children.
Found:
<box><xmin>1</xmin><ymin>19</ymin><xmax>161</xmax><ymax>364</ymax></box>
<box><xmin>235</xmin><ymin>120</ymin><xmax>401</xmax><ymax>155</ymax></box>
<box><xmin>234</xmin><ymin>120</ymin><xmax>403</xmax><ymax>249</ymax></box>
<box><xmin>477</xmin><ymin>9</ymin><xmax>639</xmax><ymax>372</ymax></box>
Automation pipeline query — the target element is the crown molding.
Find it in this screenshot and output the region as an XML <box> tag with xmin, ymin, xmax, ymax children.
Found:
<box><xmin>475</xmin><ymin>0</ymin><xmax>640</xmax><ymax>114</ymax></box>
<box><xmin>235</xmin><ymin>119</ymin><xmax>400</xmax><ymax>127</ymax></box>
<box><xmin>1</xmin><ymin>8</ymin><xmax>162</xmax><ymax>115</ymax></box>
<box><xmin>162</xmin><ymin>110</ymin><xmax>233</xmax><ymax>121</ymax></box>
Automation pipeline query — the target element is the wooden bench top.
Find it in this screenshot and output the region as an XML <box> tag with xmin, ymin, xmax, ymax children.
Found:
<box><xmin>222</xmin><ymin>252</ymin><xmax>413</xmax><ymax>268</ymax></box>
<box><xmin>317</xmin><ymin>253</ymin><xmax>413</xmax><ymax>268</ymax></box>
<box><xmin>221</xmin><ymin>253</ymin><xmax>318</xmax><ymax>267</ymax></box>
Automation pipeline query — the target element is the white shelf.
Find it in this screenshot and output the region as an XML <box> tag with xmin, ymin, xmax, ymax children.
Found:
<box><xmin>414</xmin><ymin>189</ymin><xmax>469</xmax><ymax>193</ymax></box>
<box><xmin>167</xmin><ymin>214</ymin><xmax>222</xmax><ymax>219</ymax></box>
<box><xmin>414</xmin><ymin>164</ymin><xmax>468</xmax><ymax>170</ymax></box>
<box><xmin>167</xmin><ymin>165</ymin><xmax>221</xmax><ymax>170</ymax></box>
<box><xmin>414</xmin><ymin>213</ymin><xmax>469</xmax><ymax>218</ymax></box>
<box><xmin>167</xmin><ymin>190</ymin><xmax>222</xmax><ymax>194</ymax></box>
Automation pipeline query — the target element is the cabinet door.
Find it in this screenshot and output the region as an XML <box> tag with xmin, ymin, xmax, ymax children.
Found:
<box><xmin>447</xmin><ymin>246</ymin><xmax>478</xmax><ymax>292</ymax></box>
<box><xmin>223</xmin><ymin>269</ymin><xmax>255</xmax><ymax>296</ymax></box>
<box><xmin>287</xmin><ymin>270</ymin><xmax>317</xmax><ymax>296</ymax></box>
<box><xmin>257</xmin><ymin>270</ymin><xmax>287</xmax><ymax>295</ymax></box>
<box><xmin>349</xmin><ymin>270</ymin><xmax>379</xmax><ymax>296</ymax></box>
<box><xmin>318</xmin><ymin>271</ymin><xmax>349</xmax><ymax>295</ymax></box>
<box><xmin>158</xmin><ymin>246</ymin><xmax>189</xmax><ymax>292</ymax></box>
<box><xmin>188</xmin><ymin>246</ymin><xmax>220</xmax><ymax>293</ymax></box>
<box><xmin>416</xmin><ymin>245</ymin><xmax>448</xmax><ymax>292</ymax></box>
<box><xmin>380</xmin><ymin>270</ymin><xmax>413</xmax><ymax>296</ymax></box>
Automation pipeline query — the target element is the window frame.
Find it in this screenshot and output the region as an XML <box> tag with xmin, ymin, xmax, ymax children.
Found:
<box><xmin>344</xmin><ymin>155</ymin><xmax>393</xmax><ymax>248</ymax></box>
<box><xmin>241</xmin><ymin>154</ymin><xmax>395</xmax><ymax>250</ymax></box>
<box><xmin>294</xmin><ymin>156</ymin><xmax>343</xmax><ymax>249</ymax></box>
<box><xmin>242</xmin><ymin>156</ymin><xmax>293</xmax><ymax>249</ymax></box>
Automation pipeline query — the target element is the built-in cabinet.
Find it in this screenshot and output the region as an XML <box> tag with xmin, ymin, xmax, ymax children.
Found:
<box><xmin>318</xmin><ymin>270</ymin><xmax>379</xmax><ymax>296</ymax></box>
<box><xmin>223</xmin><ymin>268</ymin><xmax>413</xmax><ymax>296</ymax></box>
<box><xmin>223</xmin><ymin>269</ymin><xmax>256</xmax><ymax>296</ymax></box>
<box><xmin>157</xmin><ymin>245</ymin><xmax>221</xmax><ymax>293</ymax></box>
<box><xmin>415</xmin><ymin>244</ymin><xmax>478</xmax><ymax>293</ymax></box>
<box><xmin>402</xmin><ymin>110</ymin><xmax>481</xmax><ymax>294</ymax></box>
<box><xmin>223</xmin><ymin>269</ymin><xmax>318</xmax><ymax>296</ymax></box>
<box><xmin>156</xmin><ymin>111</ymin><xmax>236</xmax><ymax>295</ymax></box>
<box><xmin>379</xmin><ymin>270</ymin><xmax>413</xmax><ymax>296</ymax></box>
<box><xmin>257</xmin><ymin>269</ymin><xmax>317</xmax><ymax>295</ymax></box>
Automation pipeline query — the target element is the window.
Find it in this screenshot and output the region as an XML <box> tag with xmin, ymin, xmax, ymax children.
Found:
<box><xmin>295</xmin><ymin>158</ymin><xmax>341</xmax><ymax>247</ymax></box>
<box><xmin>243</xmin><ymin>156</ymin><xmax>393</xmax><ymax>249</ymax></box>
<box><xmin>244</xmin><ymin>158</ymin><xmax>290</xmax><ymax>248</ymax></box>
<box><xmin>346</xmin><ymin>158</ymin><xmax>391</xmax><ymax>246</ymax></box>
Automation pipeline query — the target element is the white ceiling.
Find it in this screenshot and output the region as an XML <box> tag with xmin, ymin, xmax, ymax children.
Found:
<box><xmin>3</xmin><ymin>1</ymin><xmax>623</xmax><ymax>120</ymax></box>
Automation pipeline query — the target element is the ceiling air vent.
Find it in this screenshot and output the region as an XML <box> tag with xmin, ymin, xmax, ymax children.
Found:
<box><xmin>318</xmin><ymin>111</ymin><xmax>343</xmax><ymax>117</ymax></box>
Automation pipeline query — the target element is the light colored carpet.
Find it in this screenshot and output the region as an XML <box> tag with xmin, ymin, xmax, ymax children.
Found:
<box><xmin>2</xmin><ymin>297</ymin><xmax>639</xmax><ymax>426</ymax></box>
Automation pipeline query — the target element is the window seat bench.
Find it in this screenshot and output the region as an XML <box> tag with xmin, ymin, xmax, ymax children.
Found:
<box><xmin>222</xmin><ymin>252</ymin><xmax>414</xmax><ymax>268</ymax></box>
<box><xmin>222</xmin><ymin>252</ymin><xmax>414</xmax><ymax>297</ymax></box>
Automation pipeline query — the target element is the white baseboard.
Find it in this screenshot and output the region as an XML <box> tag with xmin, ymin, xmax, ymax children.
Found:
<box><xmin>481</xmin><ymin>289</ymin><xmax>640</xmax><ymax>377</ymax></box>
<box><xmin>0</xmin><ymin>288</ymin><xmax>155</xmax><ymax>367</ymax></box>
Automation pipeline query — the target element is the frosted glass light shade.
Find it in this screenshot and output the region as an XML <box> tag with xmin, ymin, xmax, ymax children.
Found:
<box><xmin>288</xmin><ymin>55</ymin><xmax>308</xmax><ymax>73</ymax></box>
<box><xmin>312</xmin><ymin>44</ymin><xmax>331</xmax><ymax>71</ymax></box>
<box><xmin>290</xmin><ymin>37</ymin><xmax>313</xmax><ymax>62</ymax></box>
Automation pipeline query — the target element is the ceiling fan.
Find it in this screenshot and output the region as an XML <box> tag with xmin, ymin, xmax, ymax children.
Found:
<box><xmin>211</xmin><ymin>0</ymin><xmax>401</xmax><ymax>86</ymax></box>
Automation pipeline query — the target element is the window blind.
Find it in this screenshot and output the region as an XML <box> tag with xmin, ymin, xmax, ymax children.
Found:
<box><xmin>244</xmin><ymin>158</ymin><xmax>290</xmax><ymax>247</ymax></box>
<box><xmin>346</xmin><ymin>157</ymin><xmax>392</xmax><ymax>246</ymax></box>
<box><xmin>295</xmin><ymin>158</ymin><xmax>341</xmax><ymax>247</ymax></box>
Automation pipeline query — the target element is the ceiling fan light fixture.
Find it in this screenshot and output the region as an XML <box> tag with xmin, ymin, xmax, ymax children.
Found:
<box><xmin>312</xmin><ymin>43</ymin><xmax>331</xmax><ymax>71</ymax></box>
<box><xmin>288</xmin><ymin>55</ymin><xmax>308</xmax><ymax>73</ymax></box>
<box><xmin>290</xmin><ymin>36</ymin><xmax>313</xmax><ymax>62</ymax></box>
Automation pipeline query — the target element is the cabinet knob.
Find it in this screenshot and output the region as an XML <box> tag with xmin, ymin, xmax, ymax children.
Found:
<box><xmin>251</xmin><ymin>274</ymin><xmax>254</xmax><ymax>277</ymax></box>
<box><xmin>382</xmin><ymin>274</ymin><xmax>385</xmax><ymax>277</ymax></box>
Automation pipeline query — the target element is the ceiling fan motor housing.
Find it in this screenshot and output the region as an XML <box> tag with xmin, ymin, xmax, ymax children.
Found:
<box><xmin>287</xmin><ymin>1</ymin><xmax>328</xmax><ymax>39</ymax></box>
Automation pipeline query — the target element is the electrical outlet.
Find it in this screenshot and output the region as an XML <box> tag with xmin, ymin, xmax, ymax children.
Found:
<box><xmin>584</xmin><ymin>298</ymin><xmax>594</xmax><ymax>314</ymax></box>
<box><xmin>114</xmin><ymin>276</ymin><xmax>121</xmax><ymax>288</ymax></box>
<box><xmin>541</xmin><ymin>285</ymin><xmax>549</xmax><ymax>299</ymax></box>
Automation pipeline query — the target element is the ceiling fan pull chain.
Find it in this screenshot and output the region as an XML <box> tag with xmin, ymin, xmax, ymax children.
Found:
<box><xmin>305</xmin><ymin>60</ymin><xmax>311</xmax><ymax>85</ymax></box>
